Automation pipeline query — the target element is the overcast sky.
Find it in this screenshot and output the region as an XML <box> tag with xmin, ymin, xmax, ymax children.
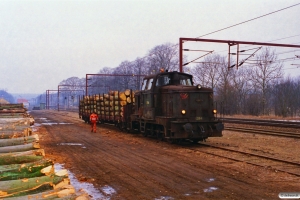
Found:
<box><xmin>0</xmin><ymin>0</ymin><xmax>299</xmax><ymax>94</ymax></box>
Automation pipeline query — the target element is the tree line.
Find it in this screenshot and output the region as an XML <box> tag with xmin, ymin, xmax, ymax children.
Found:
<box><xmin>37</xmin><ymin>43</ymin><xmax>300</xmax><ymax>117</ymax></box>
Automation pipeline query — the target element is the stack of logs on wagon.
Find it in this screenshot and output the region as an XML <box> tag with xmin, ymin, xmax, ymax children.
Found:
<box><xmin>79</xmin><ymin>89</ymin><xmax>135</xmax><ymax>125</ymax></box>
<box><xmin>0</xmin><ymin>103</ymin><xmax>89</xmax><ymax>199</ymax></box>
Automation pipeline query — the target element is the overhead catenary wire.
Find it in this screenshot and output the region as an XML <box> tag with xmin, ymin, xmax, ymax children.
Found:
<box><xmin>284</xmin><ymin>66</ymin><xmax>299</xmax><ymax>70</ymax></box>
<box><xmin>183</xmin><ymin>51</ymin><xmax>214</xmax><ymax>66</ymax></box>
<box><xmin>180</xmin><ymin>3</ymin><xmax>300</xmax><ymax>70</ymax></box>
<box><xmin>196</xmin><ymin>3</ymin><xmax>300</xmax><ymax>39</ymax></box>
<box><xmin>130</xmin><ymin>3</ymin><xmax>300</xmax><ymax>72</ymax></box>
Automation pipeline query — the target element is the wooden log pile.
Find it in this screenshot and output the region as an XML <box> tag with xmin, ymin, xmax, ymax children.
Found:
<box><xmin>0</xmin><ymin>118</ymin><xmax>90</xmax><ymax>199</ymax></box>
<box><xmin>0</xmin><ymin>103</ymin><xmax>34</xmax><ymax>125</ymax></box>
<box><xmin>0</xmin><ymin>104</ymin><xmax>27</xmax><ymax>118</ymax></box>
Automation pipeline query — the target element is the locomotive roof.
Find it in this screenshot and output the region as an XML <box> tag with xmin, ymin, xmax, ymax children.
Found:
<box><xmin>143</xmin><ymin>71</ymin><xmax>192</xmax><ymax>80</ymax></box>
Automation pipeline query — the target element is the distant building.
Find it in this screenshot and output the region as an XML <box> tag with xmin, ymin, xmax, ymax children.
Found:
<box><xmin>17</xmin><ymin>98</ymin><xmax>29</xmax><ymax>108</ymax></box>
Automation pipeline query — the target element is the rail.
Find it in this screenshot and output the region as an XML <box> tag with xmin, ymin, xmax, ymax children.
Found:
<box><xmin>193</xmin><ymin>142</ymin><xmax>300</xmax><ymax>177</ymax></box>
<box><xmin>223</xmin><ymin>117</ymin><xmax>300</xmax><ymax>128</ymax></box>
<box><xmin>225</xmin><ymin>126</ymin><xmax>300</xmax><ymax>138</ymax></box>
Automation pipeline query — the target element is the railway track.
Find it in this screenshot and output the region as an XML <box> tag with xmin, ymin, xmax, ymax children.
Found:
<box><xmin>193</xmin><ymin>142</ymin><xmax>300</xmax><ymax>177</ymax></box>
<box><xmin>225</xmin><ymin>126</ymin><xmax>300</xmax><ymax>138</ymax></box>
<box><xmin>222</xmin><ymin>117</ymin><xmax>300</xmax><ymax>128</ymax></box>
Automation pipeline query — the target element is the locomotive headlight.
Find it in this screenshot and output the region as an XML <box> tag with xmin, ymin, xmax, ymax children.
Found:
<box><xmin>197</xmin><ymin>84</ymin><xmax>202</xmax><ymax>89</ymax></box>
<box><xmin>213</xmin><ymin>109</ymin><xmax>217</xmax><ymax>114</ymax></box>
<box><xmin>181</xmin><ymin>110</ymin><xmax>186</xmax><ymax>115</ymax></box>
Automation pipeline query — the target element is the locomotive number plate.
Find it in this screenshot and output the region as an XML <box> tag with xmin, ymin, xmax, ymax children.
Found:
<box><xmin>195</xmin><ymin>117</ymin><xmax>202</xmax><ymax>120</ymax></box>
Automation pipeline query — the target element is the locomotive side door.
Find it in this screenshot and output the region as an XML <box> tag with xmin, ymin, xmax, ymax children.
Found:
<box><xmin>141</xmin><ymin>78</ymin><xmax>155</xmax><ymax>120</ymax></box>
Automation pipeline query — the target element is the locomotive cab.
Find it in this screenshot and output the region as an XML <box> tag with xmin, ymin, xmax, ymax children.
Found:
<box><xmin>132</xmin><ymin>71</ymin><xmax>223</xmax><ymax>142</ymax></box>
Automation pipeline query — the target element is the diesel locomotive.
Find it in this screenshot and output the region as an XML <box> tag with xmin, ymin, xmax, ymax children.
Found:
<box><xmin>79</xmin><ymin>70</ymin><xmax>223</xmax><ymax>143</ymax></box>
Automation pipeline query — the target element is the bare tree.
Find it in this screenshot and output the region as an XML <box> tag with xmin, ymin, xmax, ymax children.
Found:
<box><xmin>296</xmin><ymin>77</ymin><xmax>300</xmax><ymax>116</ymax></box>
<box><xmin>249</xmin><ymin>47</ymin><xmax>283</xmax><ymax>115</ymax></box>
<box><xmin>147</xmin><ymin>43</ymin><xmax>178</xmax><ymax>74</ymax></box>
<box><xmin>215</xmin><ymin>63</ymin><xmax>235</xmax><ymax>115</ymax></box>
<box><xmin>86</xmin><ymin>67</ymin><xmax>115</xmax><ymax>95</ymax></box>
<box><xmin>272</xmin><ymin>76</ymin><xmax>300</xmax><ymax>117</ymax></box>
<box><xmin>191</xmin><ymin>54</ymin><xmax>224</xmax><ymax>91</ymax></box>
<box><xmin>112</xmin><ymin>61</ymin><xmax>136</xmax><ymax>90</ymax></box>
<box><xmin>59</xmin><ymin>77</ymin><xmax>83</xmax><ymax>88</ymax></box>
<box><xmin>58</xmin><ymin>77</ymin><xmax>85</xmax><ymax>107</ymax></box>
<box><xmin>132</xmin><ymin>57</ymin><xmax>147</xmax><ymax>90</ymax></box>
<box><xmin>59</xmin><ymin>77</ymin><xmax>85</xmax><ymax>95</ymax></box>
<box><xmin>230</xmin><ymin>67</ymin><xmax>252</xmax><ymax>114</ymax></box>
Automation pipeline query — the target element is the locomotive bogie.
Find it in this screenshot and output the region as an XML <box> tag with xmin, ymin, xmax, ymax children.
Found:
<box><xmin>171</xmin><ymin>121</ymin><xmax>223</xmax><ymax>139</ymax></box>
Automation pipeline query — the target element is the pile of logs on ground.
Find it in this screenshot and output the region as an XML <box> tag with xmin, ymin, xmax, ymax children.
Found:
<box><xmin>0</xmin><ymin>104</ymin><xmax>31</xmax><ymax>119</ymax></box>
<box><xmin>0</xmin><ymin>115</ymin><xmax>89</xmax><ymax>199</ymax></box>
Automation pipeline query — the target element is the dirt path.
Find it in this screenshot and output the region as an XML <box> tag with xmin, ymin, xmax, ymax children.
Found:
<box><xmin>30</xmin><ymin>110</ymin><xmax>299</xmax><ymax>200</ymax></box>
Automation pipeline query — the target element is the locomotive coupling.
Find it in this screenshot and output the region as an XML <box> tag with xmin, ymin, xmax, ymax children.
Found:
<box><xmin>183</xmin><ymin>123</ymin><xmax>205</xmax><ymax>134</ymax></box>
<box><xmin>216</xmin><ymin>123</ymin><xmax>224</xmax><ymax>132</ymax></box>
<box><xmin>183</xmin><ymin>123</ymin><xmax>193</xmax><ymax>133</ymax></box>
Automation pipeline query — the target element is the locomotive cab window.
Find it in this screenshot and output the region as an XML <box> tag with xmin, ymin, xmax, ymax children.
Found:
<box><xmin>156</xmin><ymin>75</ymin><xmax>170</xmax><ymax>86</ymax></box>
<box><xmin>180</xmin><ymin>78</ymin><xmax>192</xmax><ymax>86</ymax></box>
<box><xmin>169</xmin><ymin>73</ymin><xmax>193</xmax><ymax>86</ymax></box>
<box><xmin>146</xmin><ymin>78</ymin><xmax>154</xmax><ymax>90</ymax></box>
<box><xmin>141</xmin><ymin>79</ymin><xmax>147</xmax><ymax>90</ymax></box>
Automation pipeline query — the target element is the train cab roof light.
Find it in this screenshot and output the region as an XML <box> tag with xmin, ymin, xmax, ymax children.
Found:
<box><xmin>197</xmin><ymin>84</ymin><xmax>202</xmax><ymax>89</ymax></box>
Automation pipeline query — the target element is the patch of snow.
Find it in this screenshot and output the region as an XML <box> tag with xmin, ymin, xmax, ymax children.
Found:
<box><xmin>203</xmin><ymin>186</ymin><xmax>218</xmax><ymax>193</ymax></box>
<box><xmin>155</xmin><ymin>196</ymin><xmax>175</xmax><ymax>200</ymax></box>
<box><xmin>54</xmin><ymin>163</ymin><xmax>117</xmax><ymax>200</ymax></box>
<box><xmin>206</xmin><ymin>178</ymin><xmax>215</xmax><ymax>182</ymax></box>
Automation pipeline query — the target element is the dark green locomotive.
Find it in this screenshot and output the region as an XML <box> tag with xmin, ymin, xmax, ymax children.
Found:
<box><xmin>130</xmin><ymin>71</ymin><xmax>223</xmax><ymax>143</ymax></box>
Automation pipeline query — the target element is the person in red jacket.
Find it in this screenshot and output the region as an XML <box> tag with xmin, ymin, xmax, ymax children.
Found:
<box><xmin>89</xmin><ymin>112</ymin><xmax>98</xmax><ymax>133</ymax></box>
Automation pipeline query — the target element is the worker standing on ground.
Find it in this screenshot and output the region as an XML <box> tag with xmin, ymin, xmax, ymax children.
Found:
<box><xmin>89</xmin><ymin>112</ymin><xmax>98</xmax><ymax>133</ymax></box>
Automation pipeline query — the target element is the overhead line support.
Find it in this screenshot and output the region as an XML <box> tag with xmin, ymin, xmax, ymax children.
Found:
<box><xmin>179</xmin><ymin>38</ymin><xmax>300</xmax><ymax>72</ymax></box>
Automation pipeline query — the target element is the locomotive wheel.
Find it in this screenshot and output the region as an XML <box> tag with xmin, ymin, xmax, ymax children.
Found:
<box><xmin>156</xmin><ymin>126</ymin><xmax>164</xmax><ymax>141</ymax></box>
<box><xmin>192</xmin><ymin>139</ymin><xmax>200</xmax><ymax>144</ymax></box>
<box><xmin>157</xmin><ymin>133</ymin><xmax>164</xmax><ymax>141</ymax></box>
<box><xmin>167</xmin><ymin>138</ymin><xmax>179</xmax><ymax>144</ymax></box>
<box><xmin>144</xmin><ymin>123</ymin><xmax>153</xmax><ymax>137</ymax></box>
<box><xmin>142</xmin><ymin>131</ymin><xmax>148</xmax><ymax>137</ymax></box>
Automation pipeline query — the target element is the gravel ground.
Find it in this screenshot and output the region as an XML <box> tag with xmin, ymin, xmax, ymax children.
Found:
<box><xmin>30</xmin><ymin>110</ymin><xmax>300</xmax><ymax>200</ymax></box>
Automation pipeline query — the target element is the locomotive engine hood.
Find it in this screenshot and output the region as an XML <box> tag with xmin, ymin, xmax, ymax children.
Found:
<box><xmin>159</xmin><ymin>84</ymin><xmax>214</xmax><ymax>119</ymax></box>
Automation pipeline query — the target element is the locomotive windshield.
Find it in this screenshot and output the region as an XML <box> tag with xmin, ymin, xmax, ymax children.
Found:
<box><xmin>142</xmin><ymin>78</ymin><xmax>154</xmax><ymax>90</ymax></box>
<box><xmin>156</xmin><ymin>73</ymin><xmax>193</xmax><ymax>86</ymax></box>
<box><xmin>156</xmin><ymin>75</ymin><xmax>170</xmax><ymax>86</ymax></box>
<box><xmin>142</xmin><ymin>72</ymin><xmax>193</xmax><ymax>91</ymax></box>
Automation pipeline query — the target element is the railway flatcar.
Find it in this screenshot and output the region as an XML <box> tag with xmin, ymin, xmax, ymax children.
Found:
<box><xmin>79</xmin><ymin>70</ymin><xmax>223</xmax><ymax>143</ymax></box>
